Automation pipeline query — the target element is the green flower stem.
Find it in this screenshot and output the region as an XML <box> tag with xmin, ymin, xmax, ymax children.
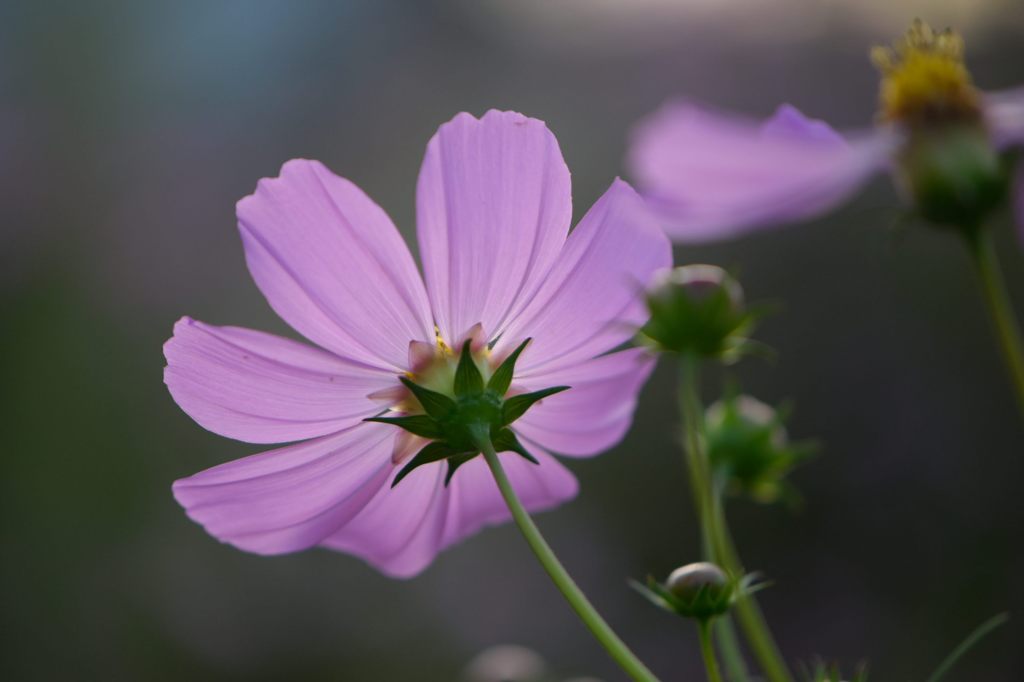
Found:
<box><xmin>698</xmin><ymin>620</ymin><xmax>725</xmax><ymax>682</ymax></box>
<box><xmin>967</xmin><ymin>228</ymin><xmax>1024</xmax><ymax>417</ymax></box>
<box><xmin>679</xmin><ymin>357</ymin><xmax>793</xmax><ymax>682</ymax></box>
<box><xmin>714</xmin><ymin>613</ymin><xmax>749</xmax><ymax>682</ymax></box>
<box><xmin>476</xmin><ymin>429</ymin><xmax>660</xmax><ymax>682</ymax></box>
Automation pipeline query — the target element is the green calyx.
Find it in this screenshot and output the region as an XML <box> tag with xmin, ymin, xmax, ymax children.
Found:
<box><xmin>640</xmin><ymin>265</ymin><xmax>764</xmax><ymax>362</ymax></box>
<box><xmin>632</xmin><ymin>562</ymin><xmax>763</xmax><ymax>623</ymax></box>
<box><xmin>366</xmin><ymin>338</ymin><xmax>569</xmax><ymax>488</ymax></box>
<box><xmin>897</xmin><ymin>124</ymin><xmax>1011</xmax><ymax>234</ymax></box>
<box><xmin>705</xmin><ymin>392</ymin><xmax>816</xmax><ymax>506</ymax></box>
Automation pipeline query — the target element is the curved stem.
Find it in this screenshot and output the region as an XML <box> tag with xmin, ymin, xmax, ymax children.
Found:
<box><xmin>967</xmin><ymin>229</ymin><xmax>1024</xmax><ymax>418</ymax></box>
<box><xmin>475</xmin><ymin>430</ymin><xmax>660</xmax><ymax>682</ymax></box>
<box><xmin>679</xmin><ymin>357</ymin><xmax>793</xmax><ymax>682</ymax></box>
<box><xmin>698</xmin><ymin>620</ymin><xmax>724</xmax><ymax>682</ymax></box>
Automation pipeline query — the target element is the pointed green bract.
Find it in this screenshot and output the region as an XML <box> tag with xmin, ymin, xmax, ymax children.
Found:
<box><xmin>502</xmin><ymin>386</ymin><xmax>570</xmax><ymax>425</ymax></box>
<box><xmin>392</xmin><ymin>441</ymin><xmax>461</xmax><ymax>488</ymax></box>
<box><xmin>453</xmin><ymin>340</ymin><xmax>484</xmax><ymax>396</ymax></box>
<box><xmin>399</xmin><ymin>376</ymin><xmax>456</xmax><ymax>419</ymax></box>
<box><xmin>365</xmin><ymin>414</ymin><xmax>444</xmax><ymax>439</ymax></box>
<box><xmin>379</xmin><ymin>341</ymin><xmax>572</xmax><ymax>487</ymax></box>
<box><xmin>487</xmin><ymin>338</ymin><xmax>531</xmax><ymax>396</ymax></box>
<box><xmin>444</xmin><ymin>452</ymin><xmax>479</xmax><ymax>486</ymax></box>
<box><xmin>492</xmin><ymin>427</ymin><xmax>539</xmax><ymax>465</ymax></box>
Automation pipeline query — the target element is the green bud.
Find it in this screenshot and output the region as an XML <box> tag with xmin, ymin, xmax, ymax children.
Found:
<box><xmin>666</xmin><ymin>562</ymin><xmax>729</xmax><ymax>603</ymax></box>
<box><xmin>640</xmin><ymin>265</ymin><xmax>758</xmax><ymax>361</ymax></box>
<box><xmin>632</xmin><ymin>561</ymin><xmax>753</xmax><ymax>622</ymax></box>
<box><xmin>705</xmin><ymin>393</ymin><xmax>815</xmax><ymax>505</ymax></box>
<box><xmin>896</xmin><ymin>124</ymin><xmax>1010</xmax><ymax>232</ymax></box>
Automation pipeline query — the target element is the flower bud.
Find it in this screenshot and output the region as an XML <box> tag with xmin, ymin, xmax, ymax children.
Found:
<box><xmin>666</xmin><ymin>562</ymin><xmax>729</xmax><ymax>603</ymax></box>
<box><xmin>705</xmin><ymin>393</ymin><xmax>814</xmax><ymax>505</ymax></box>
<box><xmin>640</xmin><ymin>265</ymin><xmax>755</xmax><ymax>361</ymax></box>
<box><xmin>633</xmin><ymin>561</ymin><xmax>739</xmax><ymax>622</ymax></box>
<box><xmin>463</xmin><ymin>645</ymin><xmax>548</xmax><ymax>682</ymax></box>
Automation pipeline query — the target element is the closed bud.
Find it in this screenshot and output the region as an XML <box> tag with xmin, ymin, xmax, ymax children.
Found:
<box><xmin>640</xmin><ymin>265</ymin><xmax>757</xmax><ymax>361</ymax></box>
<box><xmin>705</xmin><ymin>393</ymin><xmax>815</xmax><ymax>505</ymax></box>
<box><xmin>632</xmin><ymin>561</ymin><xmax>749</xmax><ymax>622</ymax></box>
<box><xmin>666</xmin><ymin>562</ymin><xmax>729</xmax><ymax>604</ymax></box>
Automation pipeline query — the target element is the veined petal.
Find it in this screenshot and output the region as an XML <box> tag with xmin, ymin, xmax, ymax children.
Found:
<box><xmin>985</xmin><ymin>86</ymin><xmax>1024</xmax><ymax>148</ymax></box>
<box><xmin>238</xmin><ymin>159</ymin><xmax>434</xmax><ymax>370</ymax></box>
<box><xmin>628</xmin><ymin>100</ymin><xmax>896</xmax><ymax>242</ymax></box>
<box><xmin>514</xmin><ymin>348</ymin><xmax>655</xmax><ymax>458</ymax></box>
<box><xmin>164</xmin><ymin>318</ymin><xmax>394</xmax><ymax>443</ymax></box>
<box><xmin>416</xmin><ymin>110</ymin><xmax>572</xmax><ymax>347</ymax></box>
<box><xmin>173</xmin><ymin>423</ymin><xmax>395</xmax><ymax>555</ymax></box>
<box><xmin>497</xmin><ymin>179</ymin><xmax>670</xmax><ymax>373</ymax></box>
<box><xmin>322</xmin><ymin>449</ymin><xmax>577</xmax><ymax>578</ymax></box>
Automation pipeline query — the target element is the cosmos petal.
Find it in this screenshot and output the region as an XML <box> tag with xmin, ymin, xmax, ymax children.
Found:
<box><xmin>172</xmin><ymin>423</ymin><xmax>395</xmax><ymax>555</ymax></box>
<box><xmin>164</xmin><ymin>317</ymin><xmax>394</xmax><ymax>443</ymax></box>
<box><xmin>514</xmin><ymin>348</ymin><xmax>655</xmax><ymax>457</ymax></box>
<box><xmin>238</xmin><ymin>159</ymin><xmax>434</xmax><ymax>370</ymax></box>
<box><xmin>321</xmin><ymin>448</ymin><xmax>577</xmax><ymax>578</ymax></box>
<box><xmin>416</xmin><ymin>110</ymin><xmax>572</xmax><ymax>347</ymax></box>
<box><xmin>985</xmin><ymin>86</ymin><xmax>1024</xmax><ymax>148</ymax></box>
<box><xmin>496</xmin><ymin>179</ymin><xmax>670</xmax><ymax>373</ymax></box>
<box><xmin>628</xmin><ymin>100</ymin><xmax>897</xmax><ymax>242</ymax></box>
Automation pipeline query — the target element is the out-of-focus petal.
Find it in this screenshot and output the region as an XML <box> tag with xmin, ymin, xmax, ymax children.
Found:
<box><xmin>416</xmin><ymin>110</ymin><xmax>572</xmax><ymax>346</ymax></box>
<box><xmin>985</xmin><ymin>86</ymin><xmax>1024</xmax><ymax>148</ymax></box>
<box><xmin>628</xmin><ymin>100</ymin><xmax>897</xmax><ymax>242</ymax></box>
<box><xmin>496</xmin><ymin>179</ymin><xmax>670</xmax><ymax>373</ymax></box>
<box><xmin>164</xmin><ymin>317</ymin><xmax>393</xmax><ymax>444</ymax></box>
<box><xmin>513</xmin><ymin>348</ymin><xmax>655</xmax><ymax>458</ymax></box>
<box><xmin>238</xmin><ymin>159</ymin><xmax>434</xmax><ymax>370</ymax></box>
<box><xmin>322</xmin><ymin>448</ymin><xmax>577</xmax><ymax>578</ymax></box>
<box><xmin>173</xmin><ymin>423</ymin><xmax>395</xmax><ymax>555</ymax></box>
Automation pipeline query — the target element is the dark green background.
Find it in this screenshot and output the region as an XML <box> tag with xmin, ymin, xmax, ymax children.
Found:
<box><xmin>3</xmin><ymin>2</ymin><xmax>1022</xmax><ymax>680</ymax></box>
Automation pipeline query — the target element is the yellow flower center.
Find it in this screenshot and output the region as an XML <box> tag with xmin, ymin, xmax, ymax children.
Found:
<box><xmin>871</xmin><ymin>19</ymin><xmax>981</xmax><ymax>126</ymax></box>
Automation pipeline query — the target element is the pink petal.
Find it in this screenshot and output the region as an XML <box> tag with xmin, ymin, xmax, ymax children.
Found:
<box><xmin>416</xmin><ymin>110</ymin><xmax>572</xmax><ymax>347</ymax></box>
<box><xmin>172</xmin><ymin>423</ymin><xmax>395</xmax><ymax>555</ymax></box>
<box><xmin>496</xmin><ymin>179</ymin><xmax>671</xmax><ymax>373</ymax></box>
<box><xmin>322</xmin><ymin>448</ymin><xmax>577</xmax><ymax>578</ymax></box>
<box><xmin>628</xmin><ymin>100</ymin><xmax>896</xmax><ymax>242</ymax></box>
<box><xmin>513</xmin><ymin>348</ymin><xmax>655</xmax><ymax>458</ymax></box>
<box><xmin>986</xmin><ymin>86</ymin><xmax>1024</xmax><ymax>148</ymax></box>
<box><xmin>238</xmin><ymin>159</ymin><xmax>434</xmax><ymax>370</ymax></box>
<box><xmin>164</xmin><ymin>317</ymin><xmax>394</xmax><ymax>443</ymax></box>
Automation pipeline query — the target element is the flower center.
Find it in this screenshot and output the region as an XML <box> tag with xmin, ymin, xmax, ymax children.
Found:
<box><xmin>871</xmin><ymin>19</ymin><xmax>981</xmax><ymax>126</ymax></box>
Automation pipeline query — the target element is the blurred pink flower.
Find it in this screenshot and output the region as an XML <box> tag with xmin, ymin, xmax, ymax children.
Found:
<box><xmin>165</xmin><ymin>110</ymin><xmax>670</xmax><ymax>578</ymax></box>
<box><xmin>628</xmin><ymin>88</ymin><xmax>1024</xmax><ymax>243</ymax></box>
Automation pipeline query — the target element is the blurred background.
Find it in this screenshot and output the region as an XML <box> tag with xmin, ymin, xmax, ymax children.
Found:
<box><xmin>3</xmin><ymin>1</ymin><xmax>1023</xmax><ymax>680</ymax></box>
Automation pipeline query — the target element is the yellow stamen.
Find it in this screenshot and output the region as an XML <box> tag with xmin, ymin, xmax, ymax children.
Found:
<box><xmin>871</xmin><ymin>19</ymin><xmax>980</xmax><ymax>125</ymax></box>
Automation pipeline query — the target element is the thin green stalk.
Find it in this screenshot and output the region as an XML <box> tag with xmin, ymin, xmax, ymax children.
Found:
<box><xmin>698</xmin><ymin>620</ymin><xmax>724</xmax><ymax>682</ymax></box>
<box><xmin>924</xmin><ymin>612</ymin><xmax>1009</xmax><ymax>682</ymax></box>
<box><xmin>475</xmin><ymin>430</ymin><xmax>660</xmax><ymax>682</ymax></box>
<box><xmin>714</xmin><ymin>616</ymin><xmax>749</xmax><ymax>682</ymax></box>
<box><xmin>967</xmin><ymin>229</ymin><xmax>1024</xmax><ymax>417</ymax></box>
<box><xmin>679</xmin><ymin>357</ymin><xmax>793</xmax><ymax>682</ymax></box>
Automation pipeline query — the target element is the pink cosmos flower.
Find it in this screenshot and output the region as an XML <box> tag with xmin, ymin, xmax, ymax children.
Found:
<box><xmin>165</xmin><ymin>110</ymin><xmax>671</xmax><ymax>578</ymax></box>
<box><xmin>627</xmin><ymin>28</ymin><xmax>1024</xmax><ymax>243</ymax></box>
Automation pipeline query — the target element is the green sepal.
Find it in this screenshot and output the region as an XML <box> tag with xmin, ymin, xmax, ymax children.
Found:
<box><xmin>392</xmin><ymin>441</ymin><xmax>460</xmax><ymax>488</ymax></box>
<box><xmin>364</xmin><ymin>414</ymin><xmax>443</xmax><ymax>439</ymax></box>
<box><xmin>444</xmin><ymin>452</ymin><xmax>479</xmax><ymax>486</ymax></box>
<box><xmin>399</xmin><ymin>376</ymin><xmax>456</xmax><ymax>419</ymax></box>
<box><xmin>492</xmin><ymin>428</ymin><xmax>539</xmax><ymax>465</ymax></box>
<box><xmin>453</xmin><ymin>340</ymin><xmax>484</xmax><ymax>396</ymax></box>
<box><xmin>486</xmin><ymin>338</ymin><xmax>531</xmax><ymax>396</ymax></box>
<box><xmin>501</xmin><ymin>386</ymin><xmax>570</xmax><ymax>425</ymax></box>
